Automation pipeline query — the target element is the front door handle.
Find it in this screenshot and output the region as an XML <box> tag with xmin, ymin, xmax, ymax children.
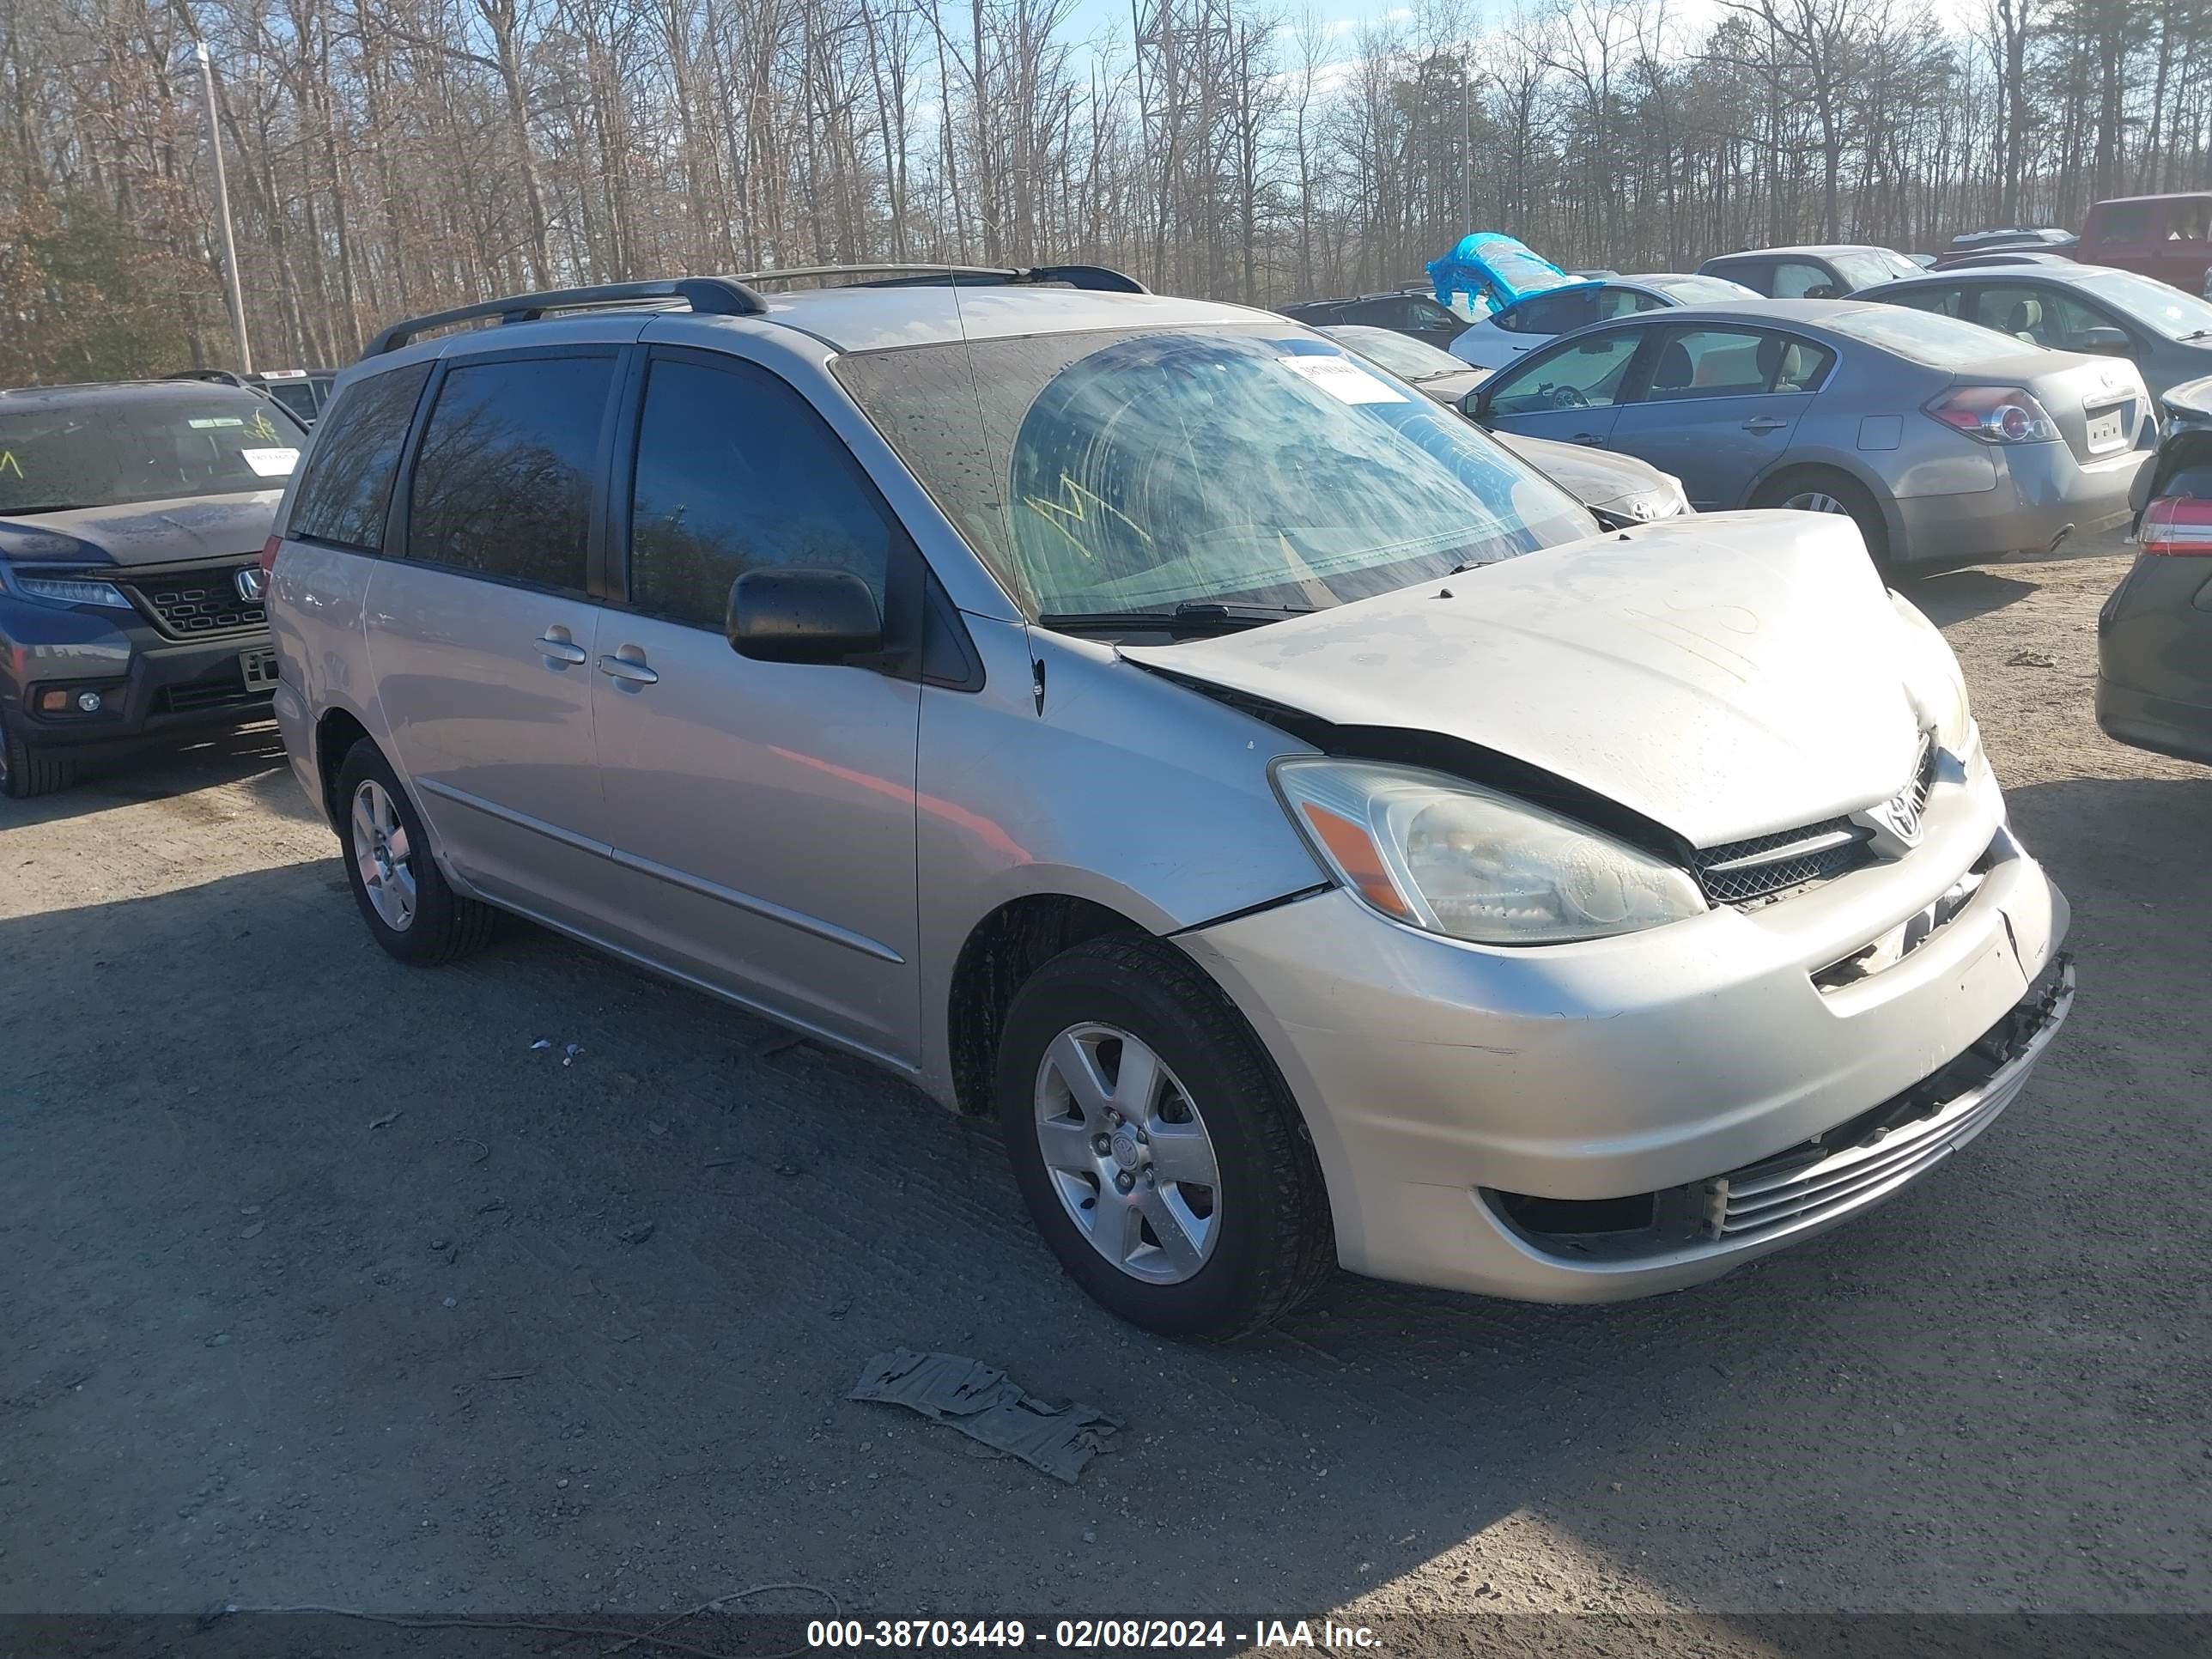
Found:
<box><xmin>599</xmin><ymin>652</ymin><xmax>659</xmax><ymax>687</ymax></box>
<box><xmin>1571</xmin><ymin>433</ymin><xmax>1605</xmax><ymax>446</ymax></box>
<box><xmin>1742</xmin><ymin>416</ymin><xmax>1789</xmax><ymax>433</ymax></box>
<box><xmin>536</xmin><ymin>634</ymin><xmax>588</xmax><ymax>666</ymax></box>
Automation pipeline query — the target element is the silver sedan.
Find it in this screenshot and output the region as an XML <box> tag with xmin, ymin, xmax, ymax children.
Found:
<box><xmin>1470</xmin><ymin>298</ymin><xmax>2153</xmax><ymax>568</ymax></box>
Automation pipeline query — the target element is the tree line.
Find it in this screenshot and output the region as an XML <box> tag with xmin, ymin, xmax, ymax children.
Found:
<box><xmin>1</xmin><ymin>0</ymin><xmax>2206</xmax><ymax>383</ymax></box>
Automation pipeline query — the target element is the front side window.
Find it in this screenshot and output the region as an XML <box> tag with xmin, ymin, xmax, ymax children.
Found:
<box><xmin>1486</xmin><ymin>329</ymin><xmax>1644</xmax><ymax>413</ymax></box>
<box><xmin>627</xmin><ymin>357</ymin><xmax>894</xmax><ymax>629</ymax></box>
<box><xmin>405</xmin><ymin>355</ymin><xmax>615</xmax><ymax>592</ymax></box>
<box><xmin>287</xmin><ymin>364</ymin><xmax>432</xmax><ymax>551</ymax></box>
<box><xmin>837</xmin><ymin>327</ymin><xmax>1593</xmax><ymax>619</ymax></box>
<box><xmin>1771</xmin><ymin>261</ymin><xmax>1840</xmax><ymax>299</ymax></box>
<box><xmin>1971</xmin><ymin>285</ymin><xmax>2120</xmax><ymax>349</ymax></box>
<box><xmin>0</xmin><ymin>392</ymin><xmax>302</xmax><ymax>516</ymax></box>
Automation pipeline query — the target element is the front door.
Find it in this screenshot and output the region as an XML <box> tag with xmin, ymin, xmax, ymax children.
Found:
<box><xmin>587</xmin><ymin>348</ymin><xmax>922</xmax><ymax>1063</ymax></box>
<box><xmin>364</xmin><ymin>348</ymin><xmax>621</xmax><ymax>927</ymax></box>
<box><xmin>1607</xmin><ymin>325</ymin><xmax>1830</xmax><ymax>509</ymax></box>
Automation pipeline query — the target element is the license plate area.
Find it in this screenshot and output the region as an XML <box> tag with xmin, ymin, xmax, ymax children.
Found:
<box><xmin>2085</xmin><ymin>403</ymin><xmax>2127</xmax><ymax>453</ymax></box>
<box><xmin>240</xmin><ymin>647</ymin><xmax>279</xmax><ymax>688</ymax></box>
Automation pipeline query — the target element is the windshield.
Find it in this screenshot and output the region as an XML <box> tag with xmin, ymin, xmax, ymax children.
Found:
<box><xmin>2077</xmin><ymin>269</ymin><xmax>2212</xmax><ymax>339</ymax></box>
<box><xmin>1322</xmin><ymin>325</ymin><xmax>1468</xmax><ymax>381</ymax></box>
<box><xmin>1830</xmin><ymin>250</ymin><xmax>1917</xmax><ymax>290</ymax></box>
<box><xmin>836</xmin><ymin>326</ymin><xmax>1593</xmax><ymax>620</ymax></box>
<box><xmin>1828</xmin><ymin>305</ymin><xmax>2035</xmax><ymax>366</ymax></box>
<box><xmin>0</xmin><ymin>392</ymin><xmax>302</xmax><ymax>515</ymax></box>
<box><xmin>1650</xmin><ymin>276</ymin><xmax>1760</xmax><ymax>303</ymax></box>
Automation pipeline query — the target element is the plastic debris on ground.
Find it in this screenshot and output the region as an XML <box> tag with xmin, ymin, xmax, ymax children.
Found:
<box><xmin>849</xmin><ymin>1348</ymin><xmax>1123</xmax><ymax>1484</ymax></box>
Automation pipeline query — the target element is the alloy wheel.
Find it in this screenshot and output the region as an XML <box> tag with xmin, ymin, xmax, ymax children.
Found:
<box><xmin>350</xmin><ymin>778</ymin><xmax>418</xmax><ymax>932</ymax></box>
<box><xmin>1033</xmin><ymin>1023</ymin><xmax>1222</xmax><ymax>1285</ymax></box>
<box><xmin>1783</xmin><ymin>489</ymin><xmax>1849</xmax><ymax>515</ymax></box>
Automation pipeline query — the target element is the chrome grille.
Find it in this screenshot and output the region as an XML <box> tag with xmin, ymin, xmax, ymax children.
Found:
<box><xmin>1694</xmin><ymin>818</ymin><xmax>1873</xmax><ymax>906</ymax></box>
<box><xmin>124</xmin><ymin>565</ymin><xmax>265</xmax><ymax>638</ymax></box>
<box><xmin>1694</xmin><ymin>736</ymin><xmax>1937</xmax><ymax>908</ymax></box>
<box><xmin>1704</xmin><ymin>957</ymin><xmax>2074</xmax><ymax>1243</ymax></box>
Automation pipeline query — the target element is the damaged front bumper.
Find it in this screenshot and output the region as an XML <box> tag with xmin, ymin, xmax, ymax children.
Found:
<box><xmin>1178</xmin><ymin>753</ymin><xmax>2074</xmax><ymax>1303</ymax></box>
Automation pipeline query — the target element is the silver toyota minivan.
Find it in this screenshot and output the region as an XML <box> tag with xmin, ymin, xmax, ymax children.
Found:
<box><xmin>268</xmin><ymin>270</ymin><xmax>2074</xmax><ymax>1337</ymax></box>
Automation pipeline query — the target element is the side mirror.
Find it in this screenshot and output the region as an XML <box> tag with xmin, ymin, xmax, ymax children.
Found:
<box><xmin>1460</xmin><ymin>386</ymin><xmax>1492</xmax><ymax>423</ymax></box>
<box><xmin>727</xmin><ymin>568</ymin><xmax>883</xmax><ymax>665</ymax></box>
<box><xmin>2079</xmin><ymin>325</ymin><xmax>2131</xmax><ymax>356</ymax></box>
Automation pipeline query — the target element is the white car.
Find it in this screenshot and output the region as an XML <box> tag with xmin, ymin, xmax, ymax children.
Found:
<box><xmin>1451</xmin><ymin>272</ymin><xmax>1760</xmax><ymax>373</ymax></box>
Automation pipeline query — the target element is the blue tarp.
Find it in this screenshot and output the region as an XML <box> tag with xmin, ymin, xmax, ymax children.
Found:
<box><xmin>1427</xmin><ymin>233</ymin><xmax>1595</xmax><ymax>314</ymax></box>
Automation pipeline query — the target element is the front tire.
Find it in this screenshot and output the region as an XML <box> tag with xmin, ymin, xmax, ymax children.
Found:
<box><xmin>334</xmin><ymin>739</ymin><xmax>495</xmax><ymax>965</ymax></box>
<box><xmin>0</xmin><ymin>709</ymin><xmax>76</xmax><ymax>799</ymax></box>
<box><xmin>995</xmin><ymin>934</ymin><xmax>1334</xmax><ymax>1338</ymax></box>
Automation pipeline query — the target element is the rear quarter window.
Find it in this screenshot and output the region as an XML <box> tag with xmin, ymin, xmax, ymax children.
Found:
<box><xmin>286</xmin><ymin>363</ymin><xmax>433</xmax><ymax>551</ymax></box>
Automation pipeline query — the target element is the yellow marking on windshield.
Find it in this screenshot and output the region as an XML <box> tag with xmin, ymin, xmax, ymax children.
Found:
<box><xmin>1022</xmin><ymin>474</ymin><xmax>1152</xmax><ymax>563</ymax></box>
<box><xmin>0</xmin><ymin>451</ymin><xmax>21</xmax><ymax>477</ymax></box>
<box><xmin>249</xmin><ymin>411</ymin><xmax>280</xmax><ymax>442</ymax></box>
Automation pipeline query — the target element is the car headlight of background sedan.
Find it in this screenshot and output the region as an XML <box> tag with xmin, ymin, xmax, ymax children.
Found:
<box><xmin>1273</xmin><ymin>758</ymin><xmax>1708</xmax><ymax>945</ymax></box>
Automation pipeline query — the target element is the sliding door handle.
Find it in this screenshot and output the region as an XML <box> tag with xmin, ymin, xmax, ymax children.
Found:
<box><xmin>535</xmin><ymin>634</ymin><xmax>588</xmax><ymax>666</ymax></box>
<box><xmin>599</xmin><ymin>653</ymin><xmax>659</xmax><ymax>686</ymax></box>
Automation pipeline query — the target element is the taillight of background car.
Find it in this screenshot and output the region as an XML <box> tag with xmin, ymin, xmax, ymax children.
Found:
<box><xmin>259</xmin><ymin>534</ymin><xmax>282</xmax><ymax>580</ymax></box>
<box><xmin>1924</xmin><ymin>386</ymin><xmax>2061</xmax><ymax>444</ymax></box>
<box><xmin>2136</xmin><ymin>495</ymin><xmax>2212</xmax><ymax>556</ymax></box>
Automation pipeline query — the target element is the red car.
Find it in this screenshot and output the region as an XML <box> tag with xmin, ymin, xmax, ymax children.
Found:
<box><xmin>2076</xmin><ymin>192</ymin><xmax>2212</xmax><ymax>295</ymax></box>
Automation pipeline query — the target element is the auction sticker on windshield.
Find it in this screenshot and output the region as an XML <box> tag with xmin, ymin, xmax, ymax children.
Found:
<box><xmin>240</xmin><ymin>447</ymin><xmax>300</xmax><ymax>476</ymax></box>
<box><xmin>1279</xmin><ymin>356</ymin><xmax>1407</xmax><ymax>404</ymax></box>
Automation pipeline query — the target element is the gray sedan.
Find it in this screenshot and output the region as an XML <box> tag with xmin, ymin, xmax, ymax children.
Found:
<box><xmin>1858</xmin><ymin>261</ymin><xmax>2212</xmax><ymax>400</ymax></box>
<box><xmin>1320</xmin><ymin>325</ymin><xmax>1691</xmax><ymax>526</ymax></box>
<box><xmin>1468</xmin><ymin>299</ymin><xmax>2152</xmax><ymax>568</ymax></box>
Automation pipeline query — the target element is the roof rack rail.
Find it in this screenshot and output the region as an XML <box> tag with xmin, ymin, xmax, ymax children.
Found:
<box><xmin>363</xmin><ymin>276</ymin><xmax>769</xmax><ymax>358</ymax></box>
<box><xmin>732</xmin><ymin>262</ymin><xmax>1150</xmax><ymax>295</ymax></box>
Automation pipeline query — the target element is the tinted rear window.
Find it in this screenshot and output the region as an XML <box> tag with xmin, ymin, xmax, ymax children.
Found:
<box><xmin>404</xmin><ymin>355</ymin><xmax>616</xmax><ymax>592</ymax></box>
<box><xmin>287</xmin><ymin>364</ymin><xmax>431</xmax><ymax>550</ymax></box>
<box><xmin>1825</xmin><ymin>306</ymin><xmax>2027</xmax><ymax>367</ymax></box>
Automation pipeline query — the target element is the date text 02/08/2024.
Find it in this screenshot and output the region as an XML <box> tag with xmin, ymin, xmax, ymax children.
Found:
<box><xmin>805</xmin><ymin>1620</ymin><xmax>1383</xmax><ymax>1650</ymax></box>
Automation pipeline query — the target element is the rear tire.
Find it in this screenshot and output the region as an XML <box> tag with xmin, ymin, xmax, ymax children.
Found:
<box><xmin>1754</xmin><ymin>467</ymin><xmax>1892</xmax><ymax>568</ymax></box>
<box><xmin>334</xmin><ymin>738</ymin><xmax>495</xmax><ymax>965</ymax></box>
<box><xmin>0</xmin><ymin>710</ymin><xmax>76</xmax><ymax>799</ymax></box>
<box><xmin>995</xmin><ymin>933</ymin><xmax>1334</xmax><ymax>1339</ymax></box>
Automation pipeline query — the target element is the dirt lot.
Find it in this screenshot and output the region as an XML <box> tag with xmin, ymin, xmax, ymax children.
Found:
<box><xmin>3</xmin><ymin>530</ymin><xmax>2209</xmax><ymax>1631</ymax></box>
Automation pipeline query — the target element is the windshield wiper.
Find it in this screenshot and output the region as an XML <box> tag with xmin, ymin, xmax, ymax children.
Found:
<box><xmin>1037</xmin><ymin>600</ymin><xmax>1314</xmax><ymax>637</ymax></box>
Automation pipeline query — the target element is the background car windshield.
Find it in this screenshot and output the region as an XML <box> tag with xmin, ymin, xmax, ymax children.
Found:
<box><xmin>2077</xmin><ymin>269</ymin><xmax>2212</xmax><ymax>338</ymax></box>
<box><xmin>0</xmin><ymin>394</ymin><xmax>302</xmax><ymax>515</ymax></box>
<box><xmin>837</xmin><ymin>327</ymin><xmax>1592</xmax><ymax>617</ymax></box>
<box><xmin>1832</xmin><ymin>250</ymin><xmax>1917</xmax><ymax>289</ymax></box>
<box><xmin>1324</xmin><ymin>325</ymin><xmax>1468</xmax><ymax>380</ymax></box>
<box><xmin>1824</xmin><ymin>306</ymin><xmax>2030</xmax><ymax>366</ymax></box>
<box><xmin>1651</xmin><ymin>276</ymin><xmax>1759</xmax><ymax>302</ymax></box>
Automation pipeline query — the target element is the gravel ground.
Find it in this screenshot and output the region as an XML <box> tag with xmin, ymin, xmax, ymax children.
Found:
<box><xmin>3</xmin><ymin>528</ymin><xmax>2208</xmax><ymax>1629</ymax></box>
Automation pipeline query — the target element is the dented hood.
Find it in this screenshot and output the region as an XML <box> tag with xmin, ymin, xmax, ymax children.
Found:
<box><xmin>1120</xmin><ymin>513</ymin><xmax>1935</xmax><ymax>849</ymax></box>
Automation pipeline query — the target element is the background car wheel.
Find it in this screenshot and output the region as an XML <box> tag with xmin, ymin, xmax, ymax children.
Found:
<box><xmin>995</xmin><ymin>933</ymin><xmax>1334</xmax><ymax>1339</ymax></box>
<box><xmin>1755</xmin><ymin>468</ymin><xmax>1891</xmax><ymax>568</ymax></box>
<box><xmin>0</xmin><ymin>710</ymin><xmax>77</xmax><ymax>799</ymax></box>
<box><xmin>334</xmin><ymin>738</ymin><xmax>495</xmax><ymax>965</ymax></box>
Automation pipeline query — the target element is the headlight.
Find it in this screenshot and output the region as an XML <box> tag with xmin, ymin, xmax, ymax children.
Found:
<box><xmin>1888</xmin><ymin>589</ymin><xmax>1974</xmax><ymax>754</ymax></box>
<box><xmin>1273</xmin><ymin>758</ymin><xmax>1708</xmax><ymax>945</ymax></box>
<box><xmin>10</xmin><ymin>572</ymin><xmax>135</xmax><ymax>609</ymax></box>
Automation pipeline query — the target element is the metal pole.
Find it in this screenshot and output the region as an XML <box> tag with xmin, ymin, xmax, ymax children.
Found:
<box><xmin>196</xmin><ymin>40</ymin><xmax>252</xmax><ymax>374</ymax></box>
<box><xmin>1462</xmin><ymin>61</ymin><xmax>1473</xmax><ymax>229</ymax></box>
